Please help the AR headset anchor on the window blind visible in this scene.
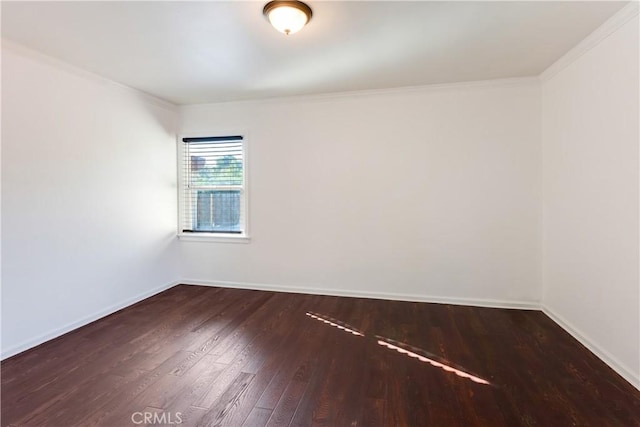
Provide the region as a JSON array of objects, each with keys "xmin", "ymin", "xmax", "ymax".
[{"xmin": 181, "ymin": 136, "xmax": 245, "ymax": 234}]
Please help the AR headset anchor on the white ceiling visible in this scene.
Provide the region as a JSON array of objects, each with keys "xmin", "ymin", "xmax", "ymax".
[{"xmin": 1, "ymin": 1, "xmax": 628, "ymax": 105}]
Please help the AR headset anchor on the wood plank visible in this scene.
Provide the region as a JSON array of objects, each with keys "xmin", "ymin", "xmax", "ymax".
[
  {"xmin": 2, "ymin": 285, "xmax": 639, "ymax": 427},
  {"xmin": 196, "ymin": 371, "xmax": 254, "ymax": 426},
  {"xmin": 265, "ymin": 378, "xmax": 310, "ymax": 427},
  {"xmin": 242, "ymin": 407, "xmax": 272, "ymax": 427}
]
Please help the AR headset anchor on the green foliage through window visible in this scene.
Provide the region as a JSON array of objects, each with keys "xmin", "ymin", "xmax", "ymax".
[{"xmin": 191, "ymin": 154, "xmax": 243, "ymax": 186}]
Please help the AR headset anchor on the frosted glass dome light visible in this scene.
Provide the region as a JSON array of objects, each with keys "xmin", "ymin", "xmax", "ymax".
[{"xmin": 263, "ymin": 1, "xmax": 312, "ymax": 35}]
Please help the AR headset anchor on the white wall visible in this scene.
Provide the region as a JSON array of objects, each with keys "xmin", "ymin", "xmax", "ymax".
[
  {"xmin": 1, "ymin": 42, "xmax": 179, "ymax": 358},
  {"xmin": 1, "ymin": 6, "xmax": 637, "ymax": 393},
  {"xmin": 541, "ymin": 15, "xmax": 639, "ymax": 387},
  {"xmin": 179, "ymin": 80, "xmax": 542, "ymax": 306}
]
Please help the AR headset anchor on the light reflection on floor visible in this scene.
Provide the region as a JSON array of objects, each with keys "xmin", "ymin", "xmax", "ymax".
[
  {"xmin": 305, "ymin": 311, "xmax": 490, "ymax": 385},
  {"xmin": 305, "ymin": 312, "xmax": 365, "ymax": 336},
  {"xmin": 376, "ymin": 338, "xmax": 491, "ymax": 385}
]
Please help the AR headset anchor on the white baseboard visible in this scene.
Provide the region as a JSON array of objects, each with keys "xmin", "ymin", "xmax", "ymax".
[
  {"xmin": 1, "ymin": 280, "xmax": 179, "ymax": 360},
  {"xmin": 179, "ymin": 278, "xmax": 540, "ymax": 310},
  {"xmin": 4, "ymin": 277, "xmax": 637, "ymax": 392},
  {"xmin": 183, "ymin": 279, "xmax": 639, "ymax": 390},
  {"xmin": 541, "ymin": 304, "xmax": 640, "ymax": 391}
]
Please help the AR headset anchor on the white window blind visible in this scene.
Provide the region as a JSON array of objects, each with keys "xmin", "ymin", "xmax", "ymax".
[{"xmin": 180, "ymin": 135, "xmax": 246, "ymax": 234}]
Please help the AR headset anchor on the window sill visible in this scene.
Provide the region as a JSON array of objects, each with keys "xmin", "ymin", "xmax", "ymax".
[{"xmin": 177, "ymin": 233, "xmax": 251, "ymax": 243}]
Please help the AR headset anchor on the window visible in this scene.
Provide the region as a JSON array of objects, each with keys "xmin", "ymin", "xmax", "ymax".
[{"xmin": 178, "ymin": 135, "xmax": 248, "ymax": 241}]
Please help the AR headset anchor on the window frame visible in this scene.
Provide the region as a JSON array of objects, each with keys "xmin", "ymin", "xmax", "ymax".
[{"xmin": 177, "ymin": 132, "xmax": 250, "ymax": 243}]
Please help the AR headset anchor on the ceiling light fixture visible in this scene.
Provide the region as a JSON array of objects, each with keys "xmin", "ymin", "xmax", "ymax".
[{"xmin": 263, "ymin": 0, "xmax": 312, "ymax": 35}]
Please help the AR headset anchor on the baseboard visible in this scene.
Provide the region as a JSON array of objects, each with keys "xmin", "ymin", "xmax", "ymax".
[
  {"xmin": 541, "ymin": 304, "xmax": 640, "ymax": 391},
  {"xmin": 182, "ymin": 279, "xmax": 639, "ymax": 390},
  {"xmin": 3, "ymin": 277, "xmax": 637, "ymax": 390},
  {"xmin": 179, "ymin": 278, "xmax": 540, "ymax": 310},
  {"xmin": 1, "ymin": 280, "xmax": 179, "ymax": 360}
]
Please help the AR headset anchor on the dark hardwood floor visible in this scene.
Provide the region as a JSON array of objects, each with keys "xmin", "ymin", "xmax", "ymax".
[{"xmin": 2, "ymin": 285, "xmax": 639, "ymax": 426}]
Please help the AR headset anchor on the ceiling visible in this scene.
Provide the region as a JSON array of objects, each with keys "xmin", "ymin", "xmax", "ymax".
[{"xmin": 1, "ymin": 1, "xmax": 628, "ymax": 105}]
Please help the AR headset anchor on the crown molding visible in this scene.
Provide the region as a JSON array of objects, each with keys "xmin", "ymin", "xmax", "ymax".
[
  {"xmin": 1, "ymin": 38, "xmax": 178, "ymax": 112},
  {"xmin": 540, "ymin": 2, "xmax": 640, "ymax": 82},
  {"xmin": 180, "ymin": 76, "xmax": 540, "ymax": 110}
]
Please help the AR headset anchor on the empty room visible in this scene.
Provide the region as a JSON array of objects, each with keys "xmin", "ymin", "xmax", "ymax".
[{"xmin": 1, "ymin": 1, "xmax": 639, "ymax": 425}]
